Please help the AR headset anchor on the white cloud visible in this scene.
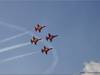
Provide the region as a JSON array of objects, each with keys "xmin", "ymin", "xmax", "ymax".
[{"xmin": 81, "ymin": 61, "xmax": 100, "ymax": 75}]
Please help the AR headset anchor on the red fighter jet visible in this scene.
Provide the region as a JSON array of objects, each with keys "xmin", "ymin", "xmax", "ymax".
[
  {"xmin": 35, "ymin": 24, "xmax": 46, "ymax": 32},
  {"xmin": 41, "ymin": 46, "xmax": 53, "ymax": 55},
  {"xmin": 46, "ymin": 33, "xmax": 58, "ymax": 42},
  {"xmin": 31, "ymin": 36, "xmax": 41, "ymax": 45}
]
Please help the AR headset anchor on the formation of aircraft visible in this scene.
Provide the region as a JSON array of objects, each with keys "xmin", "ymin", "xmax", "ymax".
[
  {"xmin": 31, "ymin": 36, "xmax": 41, "ymax": 45},
  {"xmin": 41, "ymin": 46, "xmax": 53, "ymax": 55},
  {"xmin": 35, "ymin": 24, "xmax": 46, "ymax": 32},
  {"xmin": 31, "ymin": 24, "xmax": 58, "ymax": 55},
  {"xmin": 46, "ymin": 33, "xmax": 58, "ymax": 42}
]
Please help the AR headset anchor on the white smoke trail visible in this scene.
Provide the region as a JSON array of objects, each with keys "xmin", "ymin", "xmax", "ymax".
[
  {"xmin": 0, "ymin": 21, "xmax": 27, "ymax": 32},
  {"xmin": 45, "ymin": 48, "xmax": 58, "ymax": 74},
  {"xmin": 0, "ymin": 32, "xmax": 29, "ymax": 44},
  {"xmin": 42, "ymin": 39, "xmax": 58, "ymax": 74},
  {"xmin": 0, "ymin": 21, "xmax": 37, "ymax": 39},
  {"xmin": 0, "ymin": 42, "xmax": 30, "ymax": 54},
  {"xmin": 0, "ymin": 51, "xmax": 40, "ymax": 64}
]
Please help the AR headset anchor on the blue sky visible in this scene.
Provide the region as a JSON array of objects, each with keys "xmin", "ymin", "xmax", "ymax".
[{"xmin": 0, "ymin": 1, "xmax": 99, "ymax": 75}]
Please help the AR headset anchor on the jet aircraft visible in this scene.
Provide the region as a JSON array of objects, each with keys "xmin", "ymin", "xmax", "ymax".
[
  {"xmin": 35, "ymin": 24, "xmax": 46, "ymax": 32},
  {"xmin": 31, "ymin": 36, "xmax": 41, "ymax": 45},
  {"xmin": 46, "ymin": 33, "xmax": 58, "ymax": 42},
  {"xmin": 41, "ymin": 46, "xmax": 53, "ymax": 55}
]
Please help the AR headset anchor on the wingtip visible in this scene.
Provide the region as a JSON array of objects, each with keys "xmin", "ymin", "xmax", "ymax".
[
  {"xmin": 56, "ymin": 35, "xmax": 58, "ymax": 37},
  {"xmin": 50, "ymin": 48, "xmax": 53, "ymax": 50},
  {"xmin": 44, "ymin": 25, "xmax": 46, "ymax": 28},
  {"xmin": 50, "ymin": 39, "xmax": 52, "ymax": 42},
  {"xmin": 46, "ymin": 37, "xmax": 48, "ymax": 41}
]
